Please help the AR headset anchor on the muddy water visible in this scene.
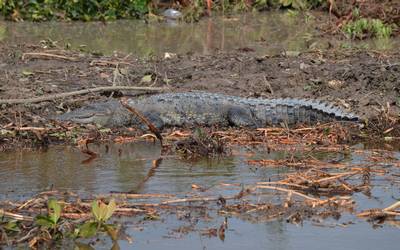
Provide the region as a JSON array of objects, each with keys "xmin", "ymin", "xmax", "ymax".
[
  {"xmin": 2, "ymin": 12, "xmax": 399, "ymax": 57},
  {"xmin": 0, "ymin": 142, "xmax": 399, "ymax": 249}
]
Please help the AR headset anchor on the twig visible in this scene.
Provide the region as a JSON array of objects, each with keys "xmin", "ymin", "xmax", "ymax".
[
  {"xmin": 107, "ymin": 193, "xmax": 175, "ymax": 199},
  {"xmin": 90, "ymin": 60, "xmax": 134, "ymax": 67},
  {"xmin": 313, "ymin": 171, "xmax": 360, "ymax": 184},
  {"xmin": 120, "ymin": 98, "xmax": 163, "ymax": 144},
  {"xmin": 0, "ymin": 86, "xmax": 165, "ymax": 105},
  {"xmin": 16, "ymin": 228, "xmax": 38, "ymax": 243},
  {"xmin": 255, "ymin": 185, "xmax": 319, "ymax": 201},
  {"xmin": 0, "ymin": 209, "xmax": 33, "ymax": 221},
  {"xmin": 357, "ymin": 210, "xmax": 400, "ymax": 218},
  {"xmin": 383, "ymin": 201, "xmax": 400, "ymax": 212},
  {"xmin": 161, "ymin": 195, "xmax": 236, "ymax": 204},
  {"xmin": 22, "ymin": 52, "xmax": 78, "ymax": 61}
]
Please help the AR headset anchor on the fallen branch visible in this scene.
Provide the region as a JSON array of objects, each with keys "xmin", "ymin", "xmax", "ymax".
[
  {"xmin": 383, "ymin": 201, "xmax": 400, "ymax": 212},
  {"xmin": 106, "ymin": 193, "xmax": 175, "ymax": 199},
  {"xmin": 0, "ymin": 86, "xmax": 165, "ymax": 105},
  {"xmin": 22, "ymin": 52, "xmax": 78, "ymax": 61},
  {"xmin": 90, "ymin": 60, "xmax": 134, "ymax": 67},
  {"xmin": 357, "ymin": 201, "xmax": 400, "ymax": 219},
  {"xmin": 0, "ymin": 209, "xmax": 33, "ymax": 221},
  {"xmin": 120, "ymin": 98, "xmax": 163, "ymax": 144},
  {"xmin": 313, "ymin": 171, "xmax": 360, "ymax": 184},
  {"xmin": 161, "ymin": 195, "xmax": 235, "ymax": 204}
]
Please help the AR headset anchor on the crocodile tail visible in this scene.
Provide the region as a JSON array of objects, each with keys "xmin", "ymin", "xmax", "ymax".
[{"xmin": 271, "ymin": 98, "xmax": 361, "ymax": 125}]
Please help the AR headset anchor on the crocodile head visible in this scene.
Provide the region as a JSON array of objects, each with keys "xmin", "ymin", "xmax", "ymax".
[{"xmin": 55, "ymin": 100, "xmax": 123, "ymax": 127}]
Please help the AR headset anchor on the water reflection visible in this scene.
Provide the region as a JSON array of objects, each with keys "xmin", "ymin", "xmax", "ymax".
[
  {"xmin": 1, "ymin": 142, "xmax": 399, "ymax": 249},
  {"xmin": 1, "ymin": 12, "xmax": 322, "ymax": 57}
]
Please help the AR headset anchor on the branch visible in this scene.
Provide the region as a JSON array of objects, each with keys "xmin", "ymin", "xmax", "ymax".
[
  {"xmin": 0, "ymin": 209, "xmax": 33, "ymax": 221},
  {"xmin": 0, "ymin": 86, "xmax": 165, "ymax": 105},
  {"xmin": 120, "ymin": 98, "xmax": 163, "ymax": 144}
]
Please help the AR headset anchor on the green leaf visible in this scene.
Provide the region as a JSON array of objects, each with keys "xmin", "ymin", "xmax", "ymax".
[
  {"xmin": 104, "ymin": 199, "xmax": 116, "ymax": 222},
  {"xmin": 140, "ymin": 74, "xmax": 152, "ymax": 83},
  {"xmin": 22, "ymin": 70, "xmax": 34, "ymax": 76},
  {"xmin": 35, "ymin": 215, "xmax": 54, "ymax": 228},
  {"xmin": 91, "ymin": 200, "xmax": 102, "ymax": 222},
  {"xmin": 48, "ymin": 198, "xmax": 62, "ymax": 224},
  {"xmin": 91, "ymin": 199, "xmax": 116, "ymax": 223},
  {"xmin": 78, "ymin": 222, "xmax": 98, "ymax": 238},
  {"xmin": 279, "ymin": 0, "xmax": 293, "ymax": 7},
  {"xmin": 4, "ymin": 220, "xmax": 20, "ymax": 232}
]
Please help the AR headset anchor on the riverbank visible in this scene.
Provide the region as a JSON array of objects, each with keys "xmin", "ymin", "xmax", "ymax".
[{"xmin": 0, "ymin": 42, "xmax": 398, "ymax": 150}]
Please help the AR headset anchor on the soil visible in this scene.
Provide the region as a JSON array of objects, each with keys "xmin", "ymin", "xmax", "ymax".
[{"xmin": 0, "ymin": 42, "xmax": 399, "ymax": 149}]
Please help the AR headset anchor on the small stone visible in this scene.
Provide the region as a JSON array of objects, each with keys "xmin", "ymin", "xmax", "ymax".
[
  {"xmin": 328, "ymin": 79, "xmax": 345, "ymax": 89},
  {"xmin": 164, "ymin": 52, "xmax": 177, "ymax": 59}
]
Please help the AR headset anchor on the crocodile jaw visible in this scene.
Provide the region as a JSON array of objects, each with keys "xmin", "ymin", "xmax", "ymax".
[{"xmin": 55, "ymin": 101, "xmax": 119, "ymax": 127}]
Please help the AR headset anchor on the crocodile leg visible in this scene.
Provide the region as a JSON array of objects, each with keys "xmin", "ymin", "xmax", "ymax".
[{"xmin": 227, "ymin": 106, "xmax": 257, "ymax": 127}]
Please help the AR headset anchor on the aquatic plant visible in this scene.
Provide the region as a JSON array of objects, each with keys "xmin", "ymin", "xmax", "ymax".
[{"xmin": 74, "ymin": 199, "xmax": 118, "ymax": 240}]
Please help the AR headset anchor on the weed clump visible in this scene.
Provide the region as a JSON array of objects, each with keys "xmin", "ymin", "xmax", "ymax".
[{"xmin": 343, "ymin": 17, "xmax": 393, "ymax": 39}]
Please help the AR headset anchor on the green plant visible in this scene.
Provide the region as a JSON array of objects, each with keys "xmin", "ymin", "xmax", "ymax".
[
  {"xmin": 370, "ymin": 19, "xmax": 392, "ymax": 39},
  {"xmin": 279, "ymin": 0, "xmax": 306, "ymax": 10},
  {"xmin": 35, "ymin": 198, "xmax": 64, "ymax": 240},
  {"xmin": 1, "ymin": 220, "xmax": 20, "ymax": 233},
  {"xmin": 35, "ymin": 199, "xmax": 62, "ymax": 229},
  {"xmin": 75, "ymin": 199, "xmax": 118, "ymax": 240},
  {"xmin": 0, "ymin": 0, "xmax": 150, "ymax": 21},
  {"xmin": 343, "ymin": 18, "xmax": 392, "ymax": 39}
]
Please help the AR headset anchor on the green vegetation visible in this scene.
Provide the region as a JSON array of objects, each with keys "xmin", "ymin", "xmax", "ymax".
[
  {"xmin": 343, "ymin": 18, "xmax": 393, "ymax": 39},
  {"xmin": 0, "ymin": 198, "xmax": 118, "ymax": 247},
  {"xmin": 75, "ymin": 199, "xmax": 118, "ymax": 239},
  {"xmin": 35, "ymin": 198, "xmax": 64, "ymax": 239},
  {"xmin": 342, "ymin": 7, "xmax": 394, "ymax": 39},
  {"xmin": 0, "ymin": 0, "xmax": 149, "ymax": 21},
  {"xmin": 0, "ymin": 0, "xmax": 324, "ymax": 21}
]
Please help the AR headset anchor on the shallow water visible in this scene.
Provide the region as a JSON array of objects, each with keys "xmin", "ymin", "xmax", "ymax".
[
  {"xmin": 0, "ymin": 142, "xmax": 399, "ymax": 249},
  {"xmin": 2, "ymin": 12, "xmax": 399, "ymax": 57},
  {"xmin": 1, "ymin": 11, "xmax": 400, "ymax": 248}
]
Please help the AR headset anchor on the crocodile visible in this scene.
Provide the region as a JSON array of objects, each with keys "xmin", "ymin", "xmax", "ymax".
[{"xmin": 55, "ymin": 92, "xmax": 360, "ymax": 129}]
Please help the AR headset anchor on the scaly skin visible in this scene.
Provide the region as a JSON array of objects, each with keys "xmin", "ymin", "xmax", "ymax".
[{"xmin": 55, "ymin": 92, "xmax": 360, "ymax": 129}]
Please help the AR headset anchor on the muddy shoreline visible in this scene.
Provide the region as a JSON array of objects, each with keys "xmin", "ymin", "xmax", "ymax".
[{"xmin": 0, "ymin": 43, "xmax": 399, "ymax": 150}]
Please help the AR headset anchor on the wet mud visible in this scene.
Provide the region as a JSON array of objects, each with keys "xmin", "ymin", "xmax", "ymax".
[{"xmin": 0, "ymin": 43, "xmax": 399, "ymax": 150}]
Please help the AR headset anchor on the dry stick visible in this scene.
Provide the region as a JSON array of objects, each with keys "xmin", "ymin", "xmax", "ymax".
[
  {"xmin": 90, "ymin": 60, "xmax": 134, "ymax": 67},
  {"xmin": 120, "ymin": 98, "xmax": 163, "ymax": 144},
  {"xmin": 313, "ymin": 171, "xmax": 361, "ymax": 184},
  {"xmin": 0, "ymin": 86, "xmax": 165, "ymax": 105},
  {"xmin": 0, "ymin": 209, "xmax": 34, "ymax": 221},
  {"xmin": 22, "ymin": 52, "xmax": 78, "ymax": 61},
  {"xmin": 255, "ymin": 185, "xmax": 319, "ymax": 201},
  {"xmin": 106, "ymin": 193, "xmax": 175, "ymax": 199},
  {"xmin": 383, "ymin": 201, "xmax": 400, "ymax": 212},
  {"xmin": 357, "ymin": 210, "xmax": 400, "ymax": 218},
  {"xmin": 161, "ymin": 195, "xmax": 236, "ymax": 205},
  {"xmin": 17, "ymin": 227, "xmax": 38, "ymax": 243}
]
